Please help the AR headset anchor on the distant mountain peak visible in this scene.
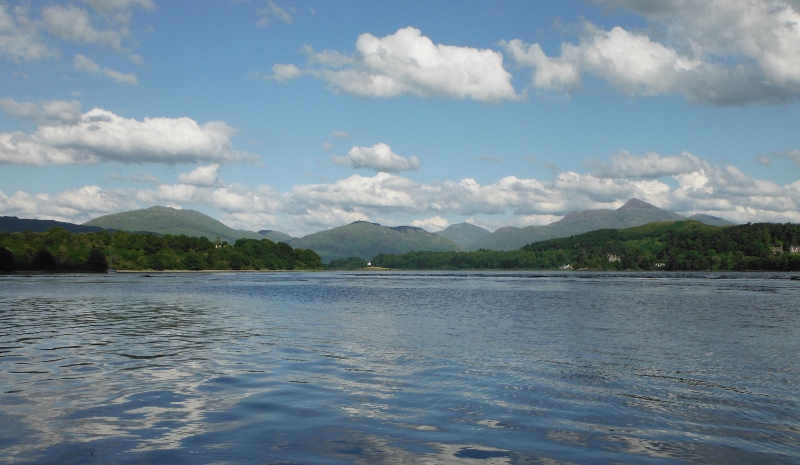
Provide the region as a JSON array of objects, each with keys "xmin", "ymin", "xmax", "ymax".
[
  {"xmin": 617, "ymin": 198, "xmax": 660, "ymax": 211},
  {"xmin": 83, "ymin": 205, "xmax": 263, "ymax": 243},
  {"xmin": 390, "ymin": 225, "xmax": 425, "ymax": 233}
]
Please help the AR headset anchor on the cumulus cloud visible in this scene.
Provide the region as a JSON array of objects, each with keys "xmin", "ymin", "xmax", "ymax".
[
  {"xmin": 2, "ymin": 1, "xmax": 152, "ymax": 63},
  {"xmin": 4, "ymin": 151, "xmax": 800, "ymax": 236},
  {"xmin": 260, "ymin": 152, "xmax": 800, "ymax": 232},
  {"xmin": 505, "ymin": 0, "xmax": 800, "ymax": 104},
  {"xmin": 0, "ymin": 98, "xmax": 82, "ymax": 125},
  {"xmin": 332, "ymin": 143, "xmax": 420, "ymax": 172},
  {"xmin": 0, "ymin": 104, "xmax": 247, "ymax": 165},
  {"xmin": 593, "ymin": 150, "xmax": 709, "ymax": 178},
  {"xmin": 102, "ymin": 67, "xmax": 137, "ymax": 84},
  {"xmin": 411, "ymin": 216, "xmax": 449, "ymax": 232},
  {"xmin": 178, "ymin": 164, "xmax": 223, "ymax": 187},
  {"xmin": 73, "ymin": 53, "xmax": 101, "ymax": 72},
  {"xmin": 72, "ymin": 54, "xmax": 138, "ymax": 85},
  {"xmin": 279, "ymin": 27, "xmax": 520, "ymax": 102},
  {"xmin": 0, "ymin": 185, "xmax": 139, "ymax": 224},
  {"xmin": 42, "ymin": 4, "xmax": 127, "ymax": 51},
  {"xmin": 73, "ymin": 54, "xmax": 138, "ymax": 84},
  {"xmin": 39, "ymin": 0, "xmax": 152, "ymax": 54},
  {"xmin": 269, "ymin": 63, "xmax": 301, "ymax": 83},
  {"xmin": 0, "ymin": 3, "xmax": 53, "ymax": 62}
]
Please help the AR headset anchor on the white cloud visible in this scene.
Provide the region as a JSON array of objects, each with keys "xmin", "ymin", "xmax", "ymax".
[
  {"xmin": 303, "ymin": 45, "xmax": 353, "ymax": 68},
  {"xmin": 594, "ymin": 150, "xmax": 709, "ymax": 178},
  {"xmin": 178, "ymin": 164, "xmax": 223, "ymax": 187},
  {"xmin": 0, "ymin": 3, "xmax": 53, "ymax": 62},
  {"xmin": 502, "ymin": 39, "xmax": 581, "ymax": 93},
  {"xmin": 777, "ymin": 149, "xmax": 800, "ymax": 167},
  {"xmin": 73, "ymin": 54, "xmax": 138, "ymax": 84},
  {"xmin": 331, "ymin": 131, "xmax": 350, "ymax": 139},
  {"xmin": 0, "ymin": 104, "xmax": 248, "ymax": 165},
  {"xmin": 0, "ymin": 185, "xmax": 138, "ymax": 223},
  {"xmin": 0, "ymin": 98, "xmax": 82, "ymax": 125},
  {"xmin": 73, "ymin": 53, "xmax": 101, "ymax": 73},
  {"xmin": 290, "ymin": 27, "xmax": 519, "ymax": 102},
  {"xmin": 332, "ymin": 143, "xmax": 420, "ymax": 173},
  {"xmin": 4, "ymin": 151, "xmax": 800, "ymax": 236},
  {"xmin": 101, "ymin": 67, "xmax": 137, "ymax": 84},
  {"xmin": 270, "ymin": 63, "xmax": 301, "ymax": 83},
  {"xmin": 411, "ymin": 216, "xmax": 449, "ymax": 232},
  {"xmin": 507, "ymin": 0, "xmax": 800, "ymax": 104},
  {"xmin": 268, "ymin": 1, "xmax": 292, "ymax": 24},
  {"xmin": 257, "ymin": 1, "xmax": 293, "ymax": 27},
  {"xmin": 42, "ymin": 4, "xmax": 126, "ymax": 51}
]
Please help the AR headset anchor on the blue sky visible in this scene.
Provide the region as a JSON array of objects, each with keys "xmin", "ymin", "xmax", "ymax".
[{"xmin": 2, "ymin": 0, "xmax": 800, "ymax": 236}]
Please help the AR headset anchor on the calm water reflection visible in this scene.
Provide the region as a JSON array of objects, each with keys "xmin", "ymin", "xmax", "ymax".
[{"xmin": 0, "ymin": 272, "xmax": 798, "ymax": 464}]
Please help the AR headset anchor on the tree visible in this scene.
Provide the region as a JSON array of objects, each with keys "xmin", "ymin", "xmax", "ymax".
[
  {"xmin": 86, "ymin": 248, "xmax": 109, "ymax": 273},
  {"xmin": 228, "ymin": 252, "xmax": 246, "ymax": 270},
  {"xmin": 0, "ymin": 246, "xmax": 15, "ymax": 272},
  {"xmin": 183, "ymin": 251, "xmax": 202, "ymax": 271},
  {"xmin": 32, "ymin": 249, "xmax": 56, "ymax": 269}
]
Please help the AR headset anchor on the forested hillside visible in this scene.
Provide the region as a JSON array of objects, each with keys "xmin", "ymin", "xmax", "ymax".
[
  {"xmin": 0, "ymin": 227, "xmax": 323, "ymax": 272},
  {"xmin": 84, "ymin": 206, "xmax": 264, "ymax": 243},
  {"xmin": 373, "ymin": 221, "xmax": 800, "ymax": 271}
]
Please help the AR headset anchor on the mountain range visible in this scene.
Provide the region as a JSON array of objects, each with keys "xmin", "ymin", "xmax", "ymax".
[
  {"xmin": 290, "ymin": 221, "xmax": 461, "ymax": 262},
  {"xmin": 2, "ymin": 199, "xmax": 735, "ymax": 262},
  {"xmin": 466, "ymin": 198, "xmax": 733, "ymax": 251},
  {"xmin": 0, "ymin": 216, "xmax": 106, "ymax": 234},
  {"xmin": 83, "ymin": 206, "xmax": 264, "ymax": 244},
  {"xmin": 434, "ymin": 222, "xmax": 491, "ymax": 248}
]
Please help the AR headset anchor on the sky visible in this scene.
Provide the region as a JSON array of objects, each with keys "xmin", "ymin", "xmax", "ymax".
[{"xmin": 1, "ymin": 0, "xmax": 800, "ymax": 237}]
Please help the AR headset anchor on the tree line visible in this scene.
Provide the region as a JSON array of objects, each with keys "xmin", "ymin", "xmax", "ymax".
[
  {"xmin": 0, "ymin": 227, "xmax": 323, "ymax": 272},
  {"xmin": 370, "ymin": 221, "xmax": 800, "ymax": 271}
]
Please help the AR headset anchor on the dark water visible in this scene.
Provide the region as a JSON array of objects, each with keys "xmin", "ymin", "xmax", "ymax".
[{"xmin": 0, "ymin": 271, "xmax": 798, "ymax": 464}]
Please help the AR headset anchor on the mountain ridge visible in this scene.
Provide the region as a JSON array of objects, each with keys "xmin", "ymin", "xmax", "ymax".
[
  {"xmin": 5, "ymin": 199, "xmax": 736, "ymax": 258},
  {"xmin": 83, "ymin": 206, "xmax": 266, "ymax": 243},
  {"xmin": 1, "ymin": 216, "xmax": 108, "ymax": 234},
  {"xmin": 435, "ymin": 222, "xmax": 491, "ymax": 248},
  {"xmin": 289, "ymin": 220, "xmax": 462, "ymax": 263},
  {"xmin": 466, "ymin": 198, "xmax": 730, "ymax": 251}
]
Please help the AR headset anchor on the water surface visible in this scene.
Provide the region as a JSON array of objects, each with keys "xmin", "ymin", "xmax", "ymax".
[{"xmin": 1, "ymin": 271, "xmax": 798, "ymax": 464}]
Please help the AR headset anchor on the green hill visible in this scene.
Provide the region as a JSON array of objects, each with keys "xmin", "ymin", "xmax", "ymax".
[
  {"xmin": 373, "ymin": 220, "xmax": 800, "ymax": 271},
  {"xmin": 687, "ymin": 213, "xmax": 735, "ymax": 226},
  {"xmin": 435, "ymin": 222, "xmax": 491, "ymax": 248},
  {"xmin": 466, "ymin": 198, "xmax": 729, "ymax": 251},
  {"xmin": 1, "ymin": 216, "xmax": 106, "ymax": 234},
  {"xmin": 258, "ymin": 229, "xmax": 294, "ymax": 242},
  {"xmin": 290, "ymin": 221, "xmax": 462, "ymax": 263},
  {"xmin": 84, "ymin": 206, "xmax": 264, "ymax": 243}
]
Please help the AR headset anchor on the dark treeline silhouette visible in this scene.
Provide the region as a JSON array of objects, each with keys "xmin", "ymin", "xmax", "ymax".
[{"xmin": 0, "ymin": 227, "xmax": 323, "ymax": 272}]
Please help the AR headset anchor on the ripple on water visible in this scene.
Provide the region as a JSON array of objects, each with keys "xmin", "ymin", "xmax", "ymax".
[{"xmin": 0, "ymin": 272, "xmax": 798, "ymax": 464}]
